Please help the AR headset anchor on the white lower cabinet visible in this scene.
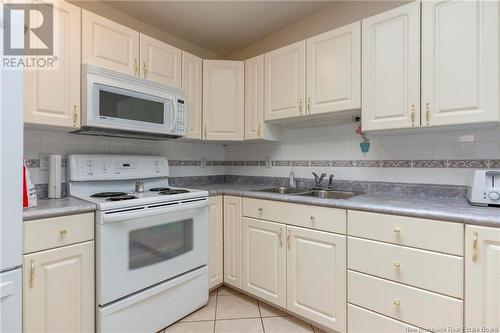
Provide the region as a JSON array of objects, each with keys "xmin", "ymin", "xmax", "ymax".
[
  {"xmin": 23, "ymin": 241, "xmax": 94, "ymax": 333},
  {"xmin": 223, "ymin": 196, "xmax": 242, "ymax": 288},
  {"xmin": 348, "ymin": 304, "xmax": 426, "ymax": 333},
  {"xmin": 242, "ymin": 217, "xmax": 286, "ymax": 307},
  {"xmin": 208, "ymin": 196, "xmax": 223, "ymax": 289},
  {"xmin": 287, "ymin": 226, "xmax": 346, "ymax": 332},
  {"xmin": 465, "ymin": 225, "xmax": 500, "ymax": 332}
]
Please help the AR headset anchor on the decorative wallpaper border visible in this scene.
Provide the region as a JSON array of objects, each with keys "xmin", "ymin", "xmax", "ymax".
[{"xmin": 26, "ymin": 158, "xmax": 500, "ymax": 169}]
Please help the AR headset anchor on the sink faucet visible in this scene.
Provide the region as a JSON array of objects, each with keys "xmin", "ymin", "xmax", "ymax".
[
  {"xmin": 328, "ymin": 174, "xmax": 335, "ymax": 189},
  {"xmin": 312, "ymin": 172, "xmax": 327, "ymax": 188}
]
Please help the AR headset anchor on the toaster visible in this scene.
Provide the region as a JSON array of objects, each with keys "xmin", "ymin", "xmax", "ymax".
[{"xmin": 467, "ymin": 170, "xmax": 500, "ymax": 206}]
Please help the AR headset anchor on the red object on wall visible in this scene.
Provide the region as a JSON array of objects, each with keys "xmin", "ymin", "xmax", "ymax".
[{"xmin": 23, "ymin": 161, "xmax": 28, "ymax": 208}]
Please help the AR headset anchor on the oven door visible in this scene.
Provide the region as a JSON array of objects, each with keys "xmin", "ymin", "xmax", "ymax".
[{"xmin": 97, "ymin": 199, "xmax": 208, "ymax": 306}]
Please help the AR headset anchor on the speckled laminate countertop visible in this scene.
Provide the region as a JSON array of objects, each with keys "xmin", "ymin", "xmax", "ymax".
[
  {"xmin": 192, "ymin": 183, "xmax": 500, "ymax": 228},
  {"xmin": 22, "ymin": 183, "xmax": 500, "ymax": 227},
  {"xmin": 23, "ymin": 197, "xmax": 97, "ymax": 221}
]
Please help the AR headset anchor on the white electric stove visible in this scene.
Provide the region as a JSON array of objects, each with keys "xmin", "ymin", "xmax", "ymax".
[{"xmin": 68, "ymin": 154, "xmax": 209, "ymax": 333}]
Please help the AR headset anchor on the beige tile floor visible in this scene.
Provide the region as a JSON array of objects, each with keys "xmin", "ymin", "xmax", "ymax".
[{"xmin": 158, "ymin": 286, "xmax": 326, "ymax": 333}]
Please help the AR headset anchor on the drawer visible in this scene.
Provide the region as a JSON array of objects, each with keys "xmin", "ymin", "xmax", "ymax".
[
  {"xmin": 348, "ymin": 210, "xmax": 463, "ymax": 255},
  {"xmin": 348, "ymin": 304, "xmax": 428, "ymax": 333},
  {"xmin": 348, "ymin": 237, "xmax": 463, "ymax": 298},
  {"xmin": 242, "ymin": 198, "xmax": 346, "ymax": 234},
  {"xmin": 348, "ymin": 271, "xmax": 463, "ymax": 331},
  {"xmin": 23, "ymin": 213, "xmax": 94, "ymax": 254}
]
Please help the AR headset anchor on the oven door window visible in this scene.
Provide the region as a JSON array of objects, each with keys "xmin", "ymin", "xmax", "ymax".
[
  {"xmin": 128, "ymin": 219, "xmax": 193, "ymax": 270},
  {"xmin": 99, "ymin": 89, "xmax": 165, "ymax": 124}
]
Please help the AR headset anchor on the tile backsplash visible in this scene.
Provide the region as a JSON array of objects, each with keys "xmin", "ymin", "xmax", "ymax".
[{"xmin": 24, "ymin": 122, "xmax": 500, "ymax": 187}]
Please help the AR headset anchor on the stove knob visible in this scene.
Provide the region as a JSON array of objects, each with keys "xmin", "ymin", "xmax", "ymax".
[
  {"xmin": 101, "ymin": 163, "xmax": 108, "ymax": 171},
  {"xmin": 487, "ymin": 191, "xmax": 500, "ymax": 201},
  {"xmin": 87, "ymin": 167, "xmax": 95, "ymax": 175}
]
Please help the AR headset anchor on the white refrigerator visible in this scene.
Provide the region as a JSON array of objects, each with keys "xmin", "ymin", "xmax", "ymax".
[{"xmin": 0, "ymin": 4, "xmax": 24, "ymax": 333}]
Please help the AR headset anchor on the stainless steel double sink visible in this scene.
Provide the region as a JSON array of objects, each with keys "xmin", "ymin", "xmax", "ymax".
[{"xmin": 255, "ymin": 187, "xmax": 361, "ymax": 199}]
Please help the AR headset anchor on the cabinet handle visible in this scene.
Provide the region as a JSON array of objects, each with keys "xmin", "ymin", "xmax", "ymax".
[
  {"xmin": 393, "ymin": 299, "xmax": 401, "ymax": 306},
  {"xmin": 472, "ymin": 232, "xmax": 478, "ymax": 262},
  {"xmin": 279, "ymin": 228, "xmax": 283, "ymax": 247},
  {"xmin": 29, "ymin": 260, "xmax": 35, "ymax": 288},
  {"xmin": 310, "ymin": 215, "xmax": 316, "ymax": 224},
  {"xmin": 410, "ymin": 104, "xmax": 415, "ymax": 126},
  {"xmin": 287, "ymin": 230, "xmax": 291, "ymax": 249},
  {"xmin": 299, "ymin": 98, "xmax": 303, "ymax": 115},
  {"xmin": 257, "ymin": 124, "xmax": 262, "ymax": 138},
  {"xmin": 258, "ymin": 207, "xmax": 263, "ymax": 213},
  {"xmin": 204, "ymin": 125, "xmax": 208, "ymax": 140},
  {"xmin": 59, "ymin": 228, "xmax": 68, "ymax": 236},
  {"xmin": 134, "ymin": 58, "xmax": 139, "ymax": 76},
  {"xmin": 393, "ymin": 262, "xmax": 401, "ymax": 268},
  {"xmin": 425, "ymin": 103, "xmax": 430, "ymax": 126},
  {"xmin": 143, "ymin": 61, "xmax": 148, "ymax": 78},
  {"xmin": 307, "ymin": 97, "xmax": 311, "ymax": 115},
  {"xmin": 73, "ymin": 105, "xmax": 79, "ymax": 128}
]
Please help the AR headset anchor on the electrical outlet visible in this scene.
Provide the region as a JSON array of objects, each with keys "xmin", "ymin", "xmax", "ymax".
[
  {"xmin": 265, "ymin": 156, "xmax": 272, "ymax": 168},
  {"xmin": 39, "ymin": 153, "xmax": 50, "ymax": 171},
  {"xmin": 200, "ymin": 157, "xmax": 207, "ymax": 168}
]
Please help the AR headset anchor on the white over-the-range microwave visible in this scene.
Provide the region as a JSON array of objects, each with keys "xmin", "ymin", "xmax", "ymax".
[{"xmin": 75, "ymin": 64, "xmax": 186, "ymax": 140}]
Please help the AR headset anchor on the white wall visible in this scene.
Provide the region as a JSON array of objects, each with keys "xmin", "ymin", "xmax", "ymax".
[
  {"xmin": 224, "ymin": 122, "xmax": 500, "ymax": 186},
  {"xmin": 24, "ymin": 129, "xmax": 226, "ymax": 184}
]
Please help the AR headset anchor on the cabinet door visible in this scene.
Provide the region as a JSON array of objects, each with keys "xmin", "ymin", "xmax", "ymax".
[
  {"xmin": 208, "ymin": 196, "xmax": 223, "ymax": 289},
  {"xmin": 242, "ymin": 217, "xmax": 286, "ymax": 307},
  {"xmin": 203, "ymin": 60, "xmax": 244, "ymax": 141},
  {"xmin": 82, "ymin": 10, "xmax": 140, "ymax": 76},
  {"xmin": 265, "ymin": 41, "xmax": 306, "ymax": 121},
  {"xmin": 361, "ymin": 2, "xmax": 420, "ymax": 131},
  {"xmin": 182, "ymin": 51, "xmax": 203, "ymax": 140},
  {"xmin": 287, "ymin": 226, "xmax": 346, "ymax": 332},
  {"xmin": 140, "ymin": 34, "xmax": 182, "ymax": 87},
  {"xmin": 465, "ymin": 225, "xmax": 500, "ymax": 331},
  {"xmin": 24, "ymin": 1, "xmax": 81, "ymax": 129},
  {"xmin": 306, "ymin": 22, "xmax": 361, "ymax": 116},
  {"xmin": 223, "ymin": 196, "xmax": 242, "ymax": 288},
  {"xmin": 421, "ymin": 1, "xmax": 499, "ymax": 127},
  {"xmin": 245, "ymin": 55, "xmax": 264, "ymax": 140},
  {"xmin": 23, "ymin": 241, "xmax": 94, "ymax": 333}
]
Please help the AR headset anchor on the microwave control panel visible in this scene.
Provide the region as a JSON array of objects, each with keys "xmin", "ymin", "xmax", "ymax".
[{"xmin": 175, "ymin": 99, "xmax": 186, "ymax": 135}]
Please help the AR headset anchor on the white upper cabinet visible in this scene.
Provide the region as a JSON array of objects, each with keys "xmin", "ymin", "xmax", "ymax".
[
  {"xmin": 306, "ymin": 22, "xmax": 361, "ymax": 116},
  {"xmin": 265, "ymin": 41, "xmax": 306, "ymax": 121},
  {"xmin": 182, "ymin": 51, "xmax": 203, "ymax": 140},
  {"xmin": 245, "ymin": 55, "xmax": 264, "ymax": 140},
  {"xmin": 82, "ymin": 10, "xmax": 140, "ymax": 76},
  {"xmin": 361, "ymin": 2, "xmax": 421, "ymax": 131},
  {"xmin": 245, "ymin": 55, "xmax": 282, "ymax": 141},
  {"xmin": 140, "ymin": 34, "xmax": 182, "ymax": 87},
  {"xmin": 203, "ymin": 60, "xmax": 244, "ymax": 141},
  {"xmin": 24, "ymin": 1, "xmax": 81, "ymax": 129},
  {"xmin": 465, "ymin": 225, "xmax": 500, "ymax": 331},
  {"xmin": 421, "ymin": 0, "xmax": 499, "ymax": 127}
]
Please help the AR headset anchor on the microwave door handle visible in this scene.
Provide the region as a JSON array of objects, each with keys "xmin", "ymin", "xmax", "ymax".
[
  {"xmin": 102, "ymin": 199, "xmax": 207, "ymax": 224},
  {"xmin": 170, "ymin": 98, "xmax": 177, "ymax": 131}
]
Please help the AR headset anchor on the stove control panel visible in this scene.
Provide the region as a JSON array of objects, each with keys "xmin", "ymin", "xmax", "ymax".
[{"xmin": 68, "ymin": 154, "xmax": 169, "ymax": 181}]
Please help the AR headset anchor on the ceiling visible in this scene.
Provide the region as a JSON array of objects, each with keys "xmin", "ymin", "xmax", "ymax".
[{"xmin": 101, "ymin": 1, "xmax": 333, "ymax": 57}]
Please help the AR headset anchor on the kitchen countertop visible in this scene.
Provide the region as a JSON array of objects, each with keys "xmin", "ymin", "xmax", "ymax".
[
  {"xmin": 192, "ymin": 183, "xmax": 500, "ymax": 228},
  {"xmin": 22, "ymin": 183, "xmax": 499, "ymax": 227},
  {"xmin": 23, "ymin": 197, "xmax": 97, "ymax": 221}
]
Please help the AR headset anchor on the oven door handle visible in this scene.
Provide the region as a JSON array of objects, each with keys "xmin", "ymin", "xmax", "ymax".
[{"xmin": 101, "ymin": 199, "xmax": 207, "ymax": 224}]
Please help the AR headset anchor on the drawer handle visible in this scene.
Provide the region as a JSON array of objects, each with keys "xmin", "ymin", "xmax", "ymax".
[
  {"xmin": 393, "ymin": 262, "xmax": 401, "ymax": 268},
  {"xmin": 393, "ymin": 227, "xmax": 401, "ymax": 234},
  {"xmin": 310, "ymin": 215, "xmax": 316, "ymax": 223},
  {"xmin": 258, "ymin": 208, "xmax": 263, "ymax": 213},
  {"xmin": 279, "ymin": 228, "xmax": 283, "ymax": 247},
  {"xmin": 472, "ymin": 232, "xmax": 478, "ymax": 262},
  {"xmin": 394, "ymin": 299, "xmax": 401, "ymax": 306},
  {"xmin": 59, "ymin": 229, "xmax": 68, "ymax": 236},
  {"xmin": 29, "ymin": 260, "xmax": 35, "ymax": 289},
  {"xmin": 287, "ymin": 230, "xmax": 291, "ymax": 249}
]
